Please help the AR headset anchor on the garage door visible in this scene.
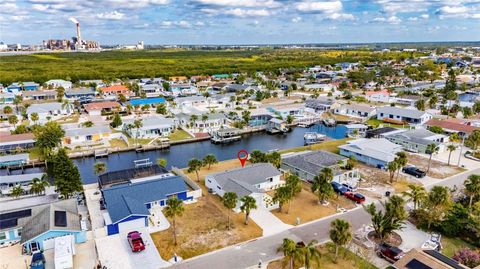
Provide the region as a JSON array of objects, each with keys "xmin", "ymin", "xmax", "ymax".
[
  {"xmin": 43, "ymin": 238, "xmax": 55, "ymax": 250},
  {"xmin": 118, "ymin": 217, "xmax": 146, "ymax": 233}
]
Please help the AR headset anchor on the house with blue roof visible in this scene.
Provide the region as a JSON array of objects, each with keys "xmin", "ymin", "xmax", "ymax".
[
  {"xmin": 100, "ymin": 170, "xmax": 196, "ymax": 235},
  {"xmin": 7, "ymin": 82, "xmax": 39, "ymax": 93}
]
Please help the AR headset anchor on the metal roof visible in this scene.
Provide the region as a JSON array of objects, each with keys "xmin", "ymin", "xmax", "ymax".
[
  {"xmin": 377, "ymin": 106, "xmax": 430, "ymax": 119},
  {"xmin": 339, "ymin": 138, "xmax": 402, "ymax": 163},
  {"xmin": 0, "ymin": 173, "xmax": 45, "ymax": 185},
  {"xmin": 64, "ymin": 125, "xmax": 111, "ymax": 137},
  {"xmin": 282, "ymin": 151, "xmax": 346, "ymax": 176},
  {"xmin": 102, "ymin": 176, "xmax": 188, "ymax": 223}
]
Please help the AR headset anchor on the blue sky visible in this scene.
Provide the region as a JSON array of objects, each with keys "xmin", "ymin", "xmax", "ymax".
[{"xmin": 1, "ymin": 0, "xmax": 479, "ymax": 45}]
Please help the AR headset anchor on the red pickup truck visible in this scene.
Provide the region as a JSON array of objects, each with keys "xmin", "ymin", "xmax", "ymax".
[
  {"xmin": 127, "ymin": 231, "xmax": 145, "ymax": 252},
  {"xmin": 344, "ymin": 192, "xmax": 366, "ymax": 204}
]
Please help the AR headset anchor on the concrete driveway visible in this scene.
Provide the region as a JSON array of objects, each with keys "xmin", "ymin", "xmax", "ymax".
[
  {"xmin": 249, "ymin": 209, "xmax": 293, "ymax": 236},
  {"xmin": 95, "ymin": 228, "xmax": 171, "ymax": 269},
  {"xmin": 396, "ymin": 221, "xmax": 430, "ymax": 252}
]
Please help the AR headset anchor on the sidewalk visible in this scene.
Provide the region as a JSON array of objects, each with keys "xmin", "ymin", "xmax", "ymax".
[{"xmin": 250, "ymin": 209, "xmax": 293, "ymax": 236}]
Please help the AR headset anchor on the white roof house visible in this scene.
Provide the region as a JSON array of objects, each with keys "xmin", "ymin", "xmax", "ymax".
[
  {"xmin": 339, "ymin": 138, "xmax": 402, "ymax": 168},
  {"xmin": 45, "ymin": 79, "xmax": 73, "ymax": 89},
  {"xmin": 123, "ymin": 117, "xmax": 176, "ymax": 138},
  {"xmin": 377, "ymin": 106, "xmax": 432, "ymax": 125},
  {"xmin": 26, "ymin": 102, "xmax": 73, "ymax": 124}
]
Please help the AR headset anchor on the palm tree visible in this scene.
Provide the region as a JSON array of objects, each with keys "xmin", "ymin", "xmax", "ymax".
[
  {"xmin": 164, "ymin": 197, "xmax": 184, "ymax": 245},
  {"xmin": 13, "ymin": 95, "xmax": 22, "ymax": 114},
  {"xmin": 402, "ymin": 184, "xmax": 427, "ymax": 211},
  {"xmin": 156, "ymin": 158, "xmax": 167, "ymax": 167},
  {"xmin": 240, "ymin": 196, "xmax": 257, "ymax": 225},
  {"xmin": 222, "ymin": 192, "xmax": 238, "ymax": 230},
  {"xmin": 11, "ymin": 186, "xmax": 23, "ymax": 199},
  {"xmin": 30, "ymin": 175, "xmax": 50, "ymax": 195},
  {"xmin": 187, "ymin": 158, "xmax": 203, "ymax": 181},
  {"xmin": 273, "ymin": 186, "xmax": 292, "ymax": 213},
  {"xmin": 311, "ymin": 171, "xmax": 334, "ymax": 204},
  {"xmin": 425, "ymin": 143, "xmax": 439, "ymax": 173},
  {"xmin": 286, "ymin": 115, "xmax": 294, "ymax": 125},
  {"xmin": 387, "ymin": 161, "xmax": 398, "ymax": 183},
  {"xmin": 364, "ymin": 199, "xmax": 406, "ymax": 243},
  {"xmin": 447, "ymin": 144, "xmax": 457, "ymax": 166},
  {"xmin": 464, "ymin": 174, "xmax": 480, "ymax": 209},
  {"xmin": 329, "ymin": 219, "xmax": 352, "ymax": 262},
  {"xmin": 301, "ymin": 240, "xmax": 321, "ymax": 269},
  {"xmin": 201, "ymin": 114, "xmax": 208, "ymax": 131},
  {"xmin": 277, "ymin": 238, "xmax": 302, "ymax": 269},
  {"xmin": 133, "ymin": 119, "xmax": 143, "ymax": 146},
  {"xmin": 189, "ymin": 114, "xmax": 198, "ymax": 130},
  {"xmin": 202, "ymin": 154, "xmax": 217, "ymax": 169},
  {"xmin": 395, "ymin": 152, "xmax": 407, "ymax": 179},
  {"xmin": 94, "ymin": 162, "xmax": 107, "ymax": 175},
  {"xmin": 285, "ymin": 174, "xmax": 302, "ymax": 213},
  {"xmin": 30, "ymin": 112, "xmax": 39, "ymax": 125},
  {"xmin": 241, "ymin": 110, "xmax": 251, "ymax": 125}
]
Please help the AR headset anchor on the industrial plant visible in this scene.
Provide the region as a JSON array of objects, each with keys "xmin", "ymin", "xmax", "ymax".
[{"xmin": 43, "ymin": 17, "xmax": 100, "ymax": 51}]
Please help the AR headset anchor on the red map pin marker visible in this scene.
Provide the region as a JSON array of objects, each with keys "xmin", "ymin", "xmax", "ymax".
[{"xmin": 237, "ymin": 150, "xmax": 248, "ymax": 167}]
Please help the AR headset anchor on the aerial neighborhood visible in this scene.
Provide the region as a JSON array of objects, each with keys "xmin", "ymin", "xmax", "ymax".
[{"xmin": 1, "ymin": 47, "xmax": 480, "ymax": 269}]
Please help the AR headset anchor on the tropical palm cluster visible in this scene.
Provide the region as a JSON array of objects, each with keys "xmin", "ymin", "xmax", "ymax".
[{"xmin": 187, "ymin": 154, "xmax": 218, "ymax": 181}]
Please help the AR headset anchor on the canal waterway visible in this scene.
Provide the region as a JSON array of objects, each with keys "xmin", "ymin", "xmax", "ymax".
[{"xmin": 3, "ymin": 124, "xmax": 348, "ymax": 184}]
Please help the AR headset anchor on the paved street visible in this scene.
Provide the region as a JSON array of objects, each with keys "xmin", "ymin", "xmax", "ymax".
[{"xmin": 172, "ymin": 167, "xmax": 479, "ymax": 269}]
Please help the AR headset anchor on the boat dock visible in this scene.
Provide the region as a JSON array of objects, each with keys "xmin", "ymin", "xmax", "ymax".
[{"xmin": 210, "ymin": 128, "xmax": 242, "ymax": 144}]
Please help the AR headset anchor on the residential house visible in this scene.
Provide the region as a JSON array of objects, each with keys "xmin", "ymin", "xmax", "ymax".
[
  {"xmin": 0, "ymin": 132, "xmax": 35, "ymax": 154},
  {"xmin": 123, "ymin": 117, "xmax": 175, "ymax": 138},
  {"xmin": 83, "ymin": 101, "xmax": 121, "ymax": 116},
  {"xmin": 305, "ymin": 98, "xmax": 336, "ymax": 113},
  {"xmin": 62, "ymin": 125, "xmax": 112, "ymax": 147},
  {"xmin": 44, "ymin": 79, "xmax": 72, "ymax": 89},
  {"xmin": 26, "ymin": 102, "xmax": 73, "ymax": 124},
  {"xmin": 281, "ymin": 151, "xmax": 360, "ymax": 186},
  {"xmin": 129, "ymin": 97, "xmax": 166, "ymax": 108},
  {"xmin": 223, "ymin": 84, "xmax": 249, "ymax": 93},
  {"xmin": 205, "ymin": 163, "xmax": 282, "ymax": 211},
  {"xmin": 0, "ymin": 92, "xmax": 15, "ymax": 104},
  {"xmin": 99, "ymin": 165, "xmax": 199, "ymax": 235},
  {"xmin": 65, "ymin": 88, "xmax": 95, "ymax": 100},
  {"xmin": 393, "ymin": 95, "xmax": 422, "ymax": 107},
  {"xmin": 267, "ymin": 103, "xmax": 305, "ymax": 119},
  {"xmin": 78, "ymin": 79, "xmax": 105, "ymax": 88},
  {"xmin": 0, "ymin": 198, "xmax": 86, "ymax": 254},
  {"xmin": 7, "ymin": 82, "xmax": 39, "ymax": 93},
  {"xmin": 0, "ymin": 153, "xmax": 29, "ymax": 168},
  {"xmin": 382, "ymin": 128, "xmax": 448, "ymax": 153},
  {"xmin": 176, "ymin": 113, "xmax": 228, "ymax": 133},
  {"xmin": 175, "ymin": 96, "xmax": 209, "ymax": 112},
  {"xmin": 366, "ymin": 90, "xmax": 390, "ymax": 103},
  {"xmin": 0, "ymin": 173, "xmax": 45, "ymax": 196},
  {"xmin": 376, "ymin": 106, "xmax": 432, "ymax": 125},
  {"xmin": 169, "ymin": 84, "xmax": 198, "ymax": 96},
  {"xmin": 100, "ymin": 85, "xmax": 132, "ymax": 99},
  {"xmin": 393, "ymin": 248, "xmax": 469, "ymax": 269},
  {"xmin": 339, "ymin": 138, "xmax": 402, "ymax": 168},
  {"xmin": 425, "ymin": 118, "xmax": 479, "ymax": 137},
  {"xmin": 22, "ymin": 90, "xmax": 57, "ymax": 101},
  {"xmin": 365, "ymin": 127, "xmax": 398, "ymax": 138},
  {"xmin": 303, "ymin": 83, "xmax": 335, "ymax": 92},
  {"xmin": 334, "ymin": 104, "xmax": 376, "ymax": 119},
  {"xmin": 140, "ymin": 84, "xmax": 163, "ymax": 97}
]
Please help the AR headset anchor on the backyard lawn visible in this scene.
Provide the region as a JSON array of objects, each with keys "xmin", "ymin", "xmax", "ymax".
[
  {"xmin": 268, "ymin": 242, "xmax": 377, "ymax": 269},
  {"xmin": 366, "ymin": 118, "xmax": 407, "ymax": 128},
  {"xmin": 108, "ymin": 138, "xmax": 128, "ymax": 149},
  {"xmin": 271, "ymin": 182, "xmax": 355, "ymax": 225},
  {"xmin": 168, "ymin": 129, "xmax": 193, "ymax": 141},
  {"xmin": 441, "ymin": 237, "xmax": 476, "ymax": 258}
]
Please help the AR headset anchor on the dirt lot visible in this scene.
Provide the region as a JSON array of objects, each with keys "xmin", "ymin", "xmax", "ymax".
[
  {"xmin": 151, "ymin": 195, "xmax": 262, "ymax": 261},
  {"xmin": 271, "ymin": 182, "xmax": 356, "ymax": 225},
  {"xmin": 151, "ymin": 159, "xmax": 262, "ymax": 260},
  {"xmin": 407, "ymin": 153, "xmax": 465, "ymax": 179}
]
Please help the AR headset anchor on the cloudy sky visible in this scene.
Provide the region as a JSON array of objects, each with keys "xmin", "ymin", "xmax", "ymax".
[{"xmin": 1, "ymin": 0, "xmax": 479, "ymax": 45}]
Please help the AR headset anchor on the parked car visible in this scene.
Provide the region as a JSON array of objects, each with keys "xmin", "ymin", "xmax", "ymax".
[
  {"xmin": 342, "ymin": 183, "xmax": 357, "ymax": 192},
  {"xmin": 331, "ymin": 182, "xmax": 348, "ymax": 195},
  {"xmin": 30, "ymin": 252, "xmax": 46, "ymax": 269},
  {"xmin": 402, "ymin": 166, "xmax": 426, "ymax": 178},
  {"xmin": 376, "ymin": 242, "xmax": 405, "ymax": 263},
  {"xmin": 344, "ymin": 192, "xmax": 366, "ymax": 204},
  {"xmin": 127, "ymin": 231, "xmax": 145, "ymax": 252}
]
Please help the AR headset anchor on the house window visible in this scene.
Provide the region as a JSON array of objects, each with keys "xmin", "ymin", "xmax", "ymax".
[
  {"xmin": 16, "ymin": 228, "xmax": 22, "ymax": 237},
  {"xmin": 217, "ymin": 186, "xmax": 221, "ymax": 190},
  {"xmin": 0, "ymin": 232, "xmax": 6, "ymax": 240},
  {"xmin": 207, "ymin": 179, "xmax": 211, "ymax": 183}
]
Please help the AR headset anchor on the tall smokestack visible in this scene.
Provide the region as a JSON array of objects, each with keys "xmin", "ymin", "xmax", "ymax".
[{"xmin": 69, "ymin": 17, "xmax": 81, "ymax": 47}]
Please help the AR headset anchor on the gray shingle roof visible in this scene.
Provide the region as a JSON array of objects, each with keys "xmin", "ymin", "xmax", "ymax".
[
  {"xmin": 102, "ymin": 176, "xmax": 188, "ymax": 223},
  {"xmin": 21, "ymin": 199, "xmax": 80, "ymax": 243},
  {"xmin": 209, "ymin": 163, "xmax": 280, "ymax": 196},
  {"xmin": 377, "ymin": 106, "xmax": 429, "ymax": 119},
  {"xmin": 64, "ymin": 125, "xmax": 111, "ymax": 137},
  {"xmin": 282, "ymin": 151, "xmax": 346, "ymax": 176}
]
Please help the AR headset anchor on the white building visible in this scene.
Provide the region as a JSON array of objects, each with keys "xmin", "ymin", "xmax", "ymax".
[
  {"xmin": 123, "ymin": 116, "xmax": 176, "ymax": 138},
  {"xmin": 377, "ymin": 106, "xmax": 432, "ymax": 126},
  {"xmin": 26, "ymin": 102, "xmax": 73, "ymax": 124},
  {"xmin": 44, "ymin": 79, "xmax": 73, "ymax": 89},
  {"xmin": 366, "ymin": 90, "xmax": 391, "ymax": 103}
]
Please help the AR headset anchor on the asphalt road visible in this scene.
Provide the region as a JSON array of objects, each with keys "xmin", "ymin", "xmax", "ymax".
[{"xmin": 172, "ymin": 167, "xmax": 480, "ymax": 269}]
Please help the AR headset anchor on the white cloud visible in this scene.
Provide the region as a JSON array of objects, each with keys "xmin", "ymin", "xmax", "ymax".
[
  {"xmin": 326, "ymin": 13, "xmax": 355, "ymax": 20},
  {"xmin": 292, "ymin": 16, "xmax": 302, "ymax": 23},
  {"xmin": 373, "ymin": 15, "xmax": 401, "ymax": 24},
  {"xmin": 96, "ymin": 11, "xmax": 126, "ymax": 20},
  {"xmin": 203, "ymin": 8, "xmax": 271, "ymax": 17},
  {"xmin": 420, "ymin": 14, "xmax": 429, "ymax": 19},
  {"xmin": 192, "ymin": 0, "xmax": 279, "ymax": 8},
  {"xmin": 295, "ymin": 1, "xmax": 342, "ymax": 13},
  {"xmin": 436, "ymin": 5, "xmax": 469, "ymax": 15},
  {"xmin": 159, "ymin": 20, "xmax": 192, "ymax": 28}
]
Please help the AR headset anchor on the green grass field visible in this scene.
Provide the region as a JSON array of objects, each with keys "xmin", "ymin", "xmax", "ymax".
[{"xmin": 0, "ymin": 49, "xmax": 424, "ymax": 84}]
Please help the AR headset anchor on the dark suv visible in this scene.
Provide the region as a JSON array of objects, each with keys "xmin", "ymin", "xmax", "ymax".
[
  {"xmin": 402, "ymin": 166, "xmax": 426, "ymax": 178},
  {"xmin": 331, "ymin": 182, "xmax": 348, "ymax": 195},
  {"xmin": 377, "ymin": 243, "xmax": 405, "ymax": 263}
]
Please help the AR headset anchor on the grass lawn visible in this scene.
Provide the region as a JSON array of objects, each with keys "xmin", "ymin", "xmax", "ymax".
[
  {"xmin": 55, "ymin": 113, "xmax": 80, "ymax": 124},
  {"xmin": 168, "ymin": 129, "xmax": 193, "ymax": 141},
  {"xmin": 279, "ymin": 138, "xmax": 351, "ymax": 155},
  {"xmin": 108, "ymin": 138, "xmax": 128, "ymax": 149},
  {"xmin": 271, "ymin": 182, "xmax": 356, "ymax": 225},
  {"xmin": 127, "ymin": 137, "xmax": 153, "ymax": 145},
  {"xmin": 151, "ymin": 159, "xmax": 262, "ymax": 260},
  {"xmin": 28, "ymin": 147, "xmax": 44, "ymax": 161},
  {"xmin": 268, "ymin": 242, "xmax": 377, "ymax": 269},
  {"xmin": 366, "ymin": 119, "xmax": 407, "ymax": 129},
  {"xmin": 441, "ymin": 237, "xmax": 476, "ymax": 258}
]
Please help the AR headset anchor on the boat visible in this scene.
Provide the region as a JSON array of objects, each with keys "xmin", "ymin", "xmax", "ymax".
[
  {"xmin": 345, "ymin": 124, "xmax": 368, "ymax": 138},
  {"xmin": 211, "ymin": 128, "xmax": 241, "ymax": 144},
  {"xmin": 304, "ymin": 132, "xmax": 326, "ymax": 145},
  {"xmin": 266, "ymin": 118, "xmax": 290, "ymax": 134},
  {"xmin": 298, "ymin": 122, "xmax": 313, "ymax": 128},
  {"xmin": 323, "ymin": 118, "xmax": 336, "ymax": 127}
]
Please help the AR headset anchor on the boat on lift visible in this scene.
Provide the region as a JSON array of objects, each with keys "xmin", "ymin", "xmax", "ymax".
[{"xmin": 304, "ymin": 132, "xmax": 326, "ymax": 145}]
